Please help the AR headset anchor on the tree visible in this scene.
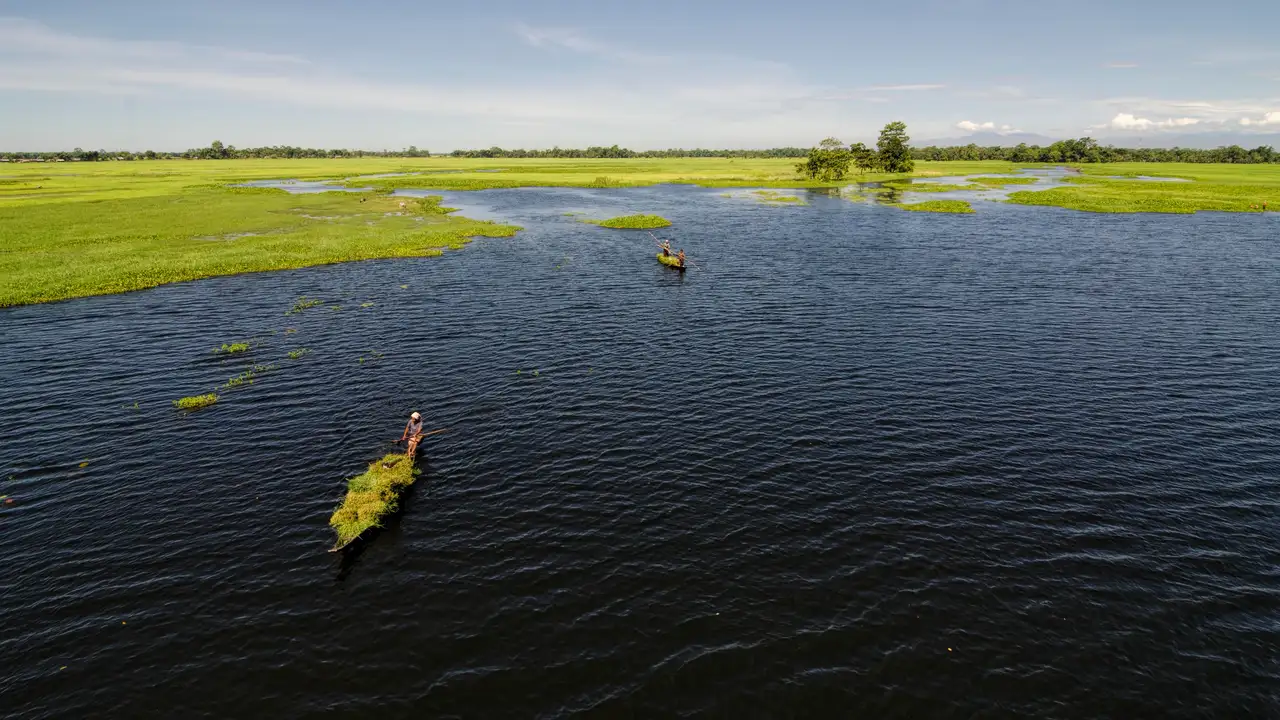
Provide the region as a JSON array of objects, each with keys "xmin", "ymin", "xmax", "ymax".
[
  {"xmin": 876, "ymin": 121, "xmax": 914, "ymax": 173},
  {"xmin": 849, "ymin": 142, "xmax": 878, "ymax": 173},
  {"xmin": 796, "ymin": 137, "xmax": 852, "ymax": 181}
]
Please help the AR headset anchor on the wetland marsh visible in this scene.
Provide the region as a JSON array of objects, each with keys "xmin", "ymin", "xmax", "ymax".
[
  {"xmin": 3, "ymin": 177, "xmax": 1279, "ymax": 717},
  {"xmin": 4, "ymin": 157, "xmax": 1278, "ymax": 306}
]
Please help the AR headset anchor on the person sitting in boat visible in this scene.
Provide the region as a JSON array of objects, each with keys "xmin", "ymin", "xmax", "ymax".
[
  {"xmin": 677, "ymin": 249, "xmax": 686, "ymax": 267},
  {"xmin": 402, "ymin": 411, "xmax": 424, "ymax": 458}
]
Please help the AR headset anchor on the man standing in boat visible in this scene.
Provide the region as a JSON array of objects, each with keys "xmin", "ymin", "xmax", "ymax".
[
  {"xmin": 677, "ymin": 249, "xmax": 686, "ymax": 267},
  {"xmin": 402, "ymin": 411, "xmax": 424, "ymax": 459},
  {"xmin": 660, "ymin": 238, "xmax": 672, "ymax": 256}
]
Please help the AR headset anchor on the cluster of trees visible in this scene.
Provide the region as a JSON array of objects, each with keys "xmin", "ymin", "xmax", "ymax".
[
  {"xmin": 0, "ymin": 142, "xmax": 432, "ymax": 162},
  {"xmin": 913, "ymin": 139, "xmax": 1278, "ymax": 164},
  {"xmin": 6, "ymin": 136, "xmax": 1278, "ymax": 166},
  {"xmin": 796, "ymin": 121, "xmax": 915, "ymax": 181},
  {"xmin": 445, "ymin": 145, "xmax": 808, "ymax": 159}
]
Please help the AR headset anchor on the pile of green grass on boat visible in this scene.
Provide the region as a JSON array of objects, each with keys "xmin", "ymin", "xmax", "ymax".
[
  {"xmin": 891, "ymin": 200, "xmax": 975, "ymax": 214},
  {"xmin": 329, "ymin": 453, "xmax": 418, "ymax": 549},
  {"xmin": 580, "ymin": 214, "xmax": 672, "ymax": 229}
]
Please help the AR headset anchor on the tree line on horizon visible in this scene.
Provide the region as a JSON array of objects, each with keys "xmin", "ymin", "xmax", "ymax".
[{"xmin": 3, "ymin": 136, "xmax": 1277, "ymax": 165}]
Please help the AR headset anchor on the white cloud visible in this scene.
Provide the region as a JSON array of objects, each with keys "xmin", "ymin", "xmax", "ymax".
[
  {"xmin": 1104, "ymin": 62, "xmax": 1139, "ymax": 69},
  {"xmin": 513, "ymin": 23, "xmax": 673, "ymax": 66},
  {"xmin": 1240, "ymin": 111, "xmax": 1280, "ymax": 126},
  {"xmin": 1099, "ymin": 113, "xmax": 1202, "ymax": 130},
  {"xmin": 955, "ymin": 121, "xmax": 1018, "ymax": 133}
]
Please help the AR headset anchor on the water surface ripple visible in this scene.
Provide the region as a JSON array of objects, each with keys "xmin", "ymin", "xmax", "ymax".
[{"xmin": 3, "ymin": 187, "xmax": 1279, "ymax": 718}]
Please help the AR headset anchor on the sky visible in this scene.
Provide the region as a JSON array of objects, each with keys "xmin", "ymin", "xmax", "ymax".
[{"xmin": 2, "ymin": 0, "xmax": 1279, "ymax": 151}]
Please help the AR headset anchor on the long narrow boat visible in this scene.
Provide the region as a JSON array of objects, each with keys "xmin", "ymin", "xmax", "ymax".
[
  {"xmin": 328, "ymin": 452, "xmax": 418, "ymax": 552},
  {"xmin": 656, "ymin": 253, "xmax": 686, "ymax": 271}
]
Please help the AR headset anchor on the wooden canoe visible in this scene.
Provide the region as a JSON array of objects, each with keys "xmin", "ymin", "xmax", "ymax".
[{"xmin": 656, "ymin": 253, "xmax": 686, "ymax": 271}]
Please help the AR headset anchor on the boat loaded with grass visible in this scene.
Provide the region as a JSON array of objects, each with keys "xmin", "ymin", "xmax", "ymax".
[
  {"xmin": 328, "ymin": 453, "xmax": 419, "ymax": 551},
  {"xmin": 657, "ymin": 253, "xmax": 686, "ymax": 271}
]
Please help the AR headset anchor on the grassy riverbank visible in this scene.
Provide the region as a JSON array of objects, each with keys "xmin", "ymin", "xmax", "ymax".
[
  {"xmin": 0, "ymin": 165, "xmax": 520, "ymax": 306},
  {"xmin": 340, "ymin": 158, "xmax": 1019, "ymax": 191},
  {"xmin": 1008, "ymin": 163, "xmax": 1280, "ymax": 213}
]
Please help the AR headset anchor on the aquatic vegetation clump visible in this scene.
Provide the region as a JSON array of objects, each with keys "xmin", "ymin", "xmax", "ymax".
[
  {"xmin": 220, "ymin": 363, "xmax": 277, "ymax": 390},
  {"xmin": 173, "ymin": 393, "xmax": 219, "ymax": 410},
  {"xmin": 287, "ymin": 297, "xmax": 324, "ymax": 315},
  {"xmin": 891, "ymin": 200, "xmax": 975, "ymax": 214},
  {"xmin": 582, "ymin": 214, "xmax": 672, "ymax": 229},
  {"xmin": 329, "ymin": 453, "xmax": 419, "ymax": 549},
  {"xmin": 751, "ymin": 190, "xmax": 808, "ymax": 205},
  {"xmin": 215, "ymin": 342, "xmax": 251, "ymax": 355},
  {"xmin": 287, "ymin": 348, "xmax": 309, "ymax": 359}
]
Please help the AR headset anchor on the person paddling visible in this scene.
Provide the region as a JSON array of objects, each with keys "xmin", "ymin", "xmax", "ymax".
[
  {"xmin": 660, "ymin": 238, "xmax": 672, "ymax": 256},
  {"xmin": 677, "ymin": 249, "xmax": 686, "ymax": 267},
  {"xmin": 402, "ymin": 411, "xmax": 425, "ymax": 459}
]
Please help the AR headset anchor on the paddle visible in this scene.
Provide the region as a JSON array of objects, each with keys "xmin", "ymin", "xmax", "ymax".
[{"xmin": 398, "ymin": 427, "xmax": 450, "ymax": 444}]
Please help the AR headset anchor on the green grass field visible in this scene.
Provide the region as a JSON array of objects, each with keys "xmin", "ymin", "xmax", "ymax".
[
  {"xmin": 0, "ymin": 167, "xmax": 520, "ymax": 306},
  {"xmin": 1009, "ymin": 163, "xmax": 1280, "ymax": 213}
]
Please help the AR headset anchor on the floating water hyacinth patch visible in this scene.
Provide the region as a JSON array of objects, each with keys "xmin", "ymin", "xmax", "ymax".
[
  {"xmin": 173, "ymin": 393, "xmax": 219, "ymax": 410},
  {"xmin": 287, "ymin": 296, "xmax": 324, "ymax": 315}
]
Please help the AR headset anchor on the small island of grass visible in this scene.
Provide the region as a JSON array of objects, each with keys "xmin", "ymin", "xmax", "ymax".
[
  {"xmin": 751, "ymin": 190, "xmax": 808, "ymax": 205},
  {"xmin": 329, "ymin": 453, "xmax": 418, "ymax": 550},
  {"xmin": 215, "ymin": 342, "xmax": 251, "ymax": 355},
  {"xmin": 892, "ymin": 200, "xmax": 975, "ymax": 214},
  {"xmin": 966, "ymin": 176, "xmax": 1039, "ymax": 187},
  {"xmin": 581, "ymin": 214, "xmax": 672, "ymax": 229}
]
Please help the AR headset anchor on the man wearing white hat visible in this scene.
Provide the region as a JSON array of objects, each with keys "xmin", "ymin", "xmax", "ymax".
[{"xmin": 401, "ymin": 411, "xmax": 425, "ymax": 459}]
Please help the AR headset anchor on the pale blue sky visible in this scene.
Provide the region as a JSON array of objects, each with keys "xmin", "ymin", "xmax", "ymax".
[{"xmin": 2, "ymin": 0, "xmax": 1279, "ymax": 150}]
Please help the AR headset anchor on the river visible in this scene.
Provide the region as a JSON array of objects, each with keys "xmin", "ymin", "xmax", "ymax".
[{"xmin": 3, "ymin": 185, "xmax": 1279, "ymax": 718}]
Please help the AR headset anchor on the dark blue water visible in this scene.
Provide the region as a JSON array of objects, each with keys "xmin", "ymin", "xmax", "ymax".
[{"xmin": 3, "ymin": 186, "xmax": 1280, "ymax": 718}]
